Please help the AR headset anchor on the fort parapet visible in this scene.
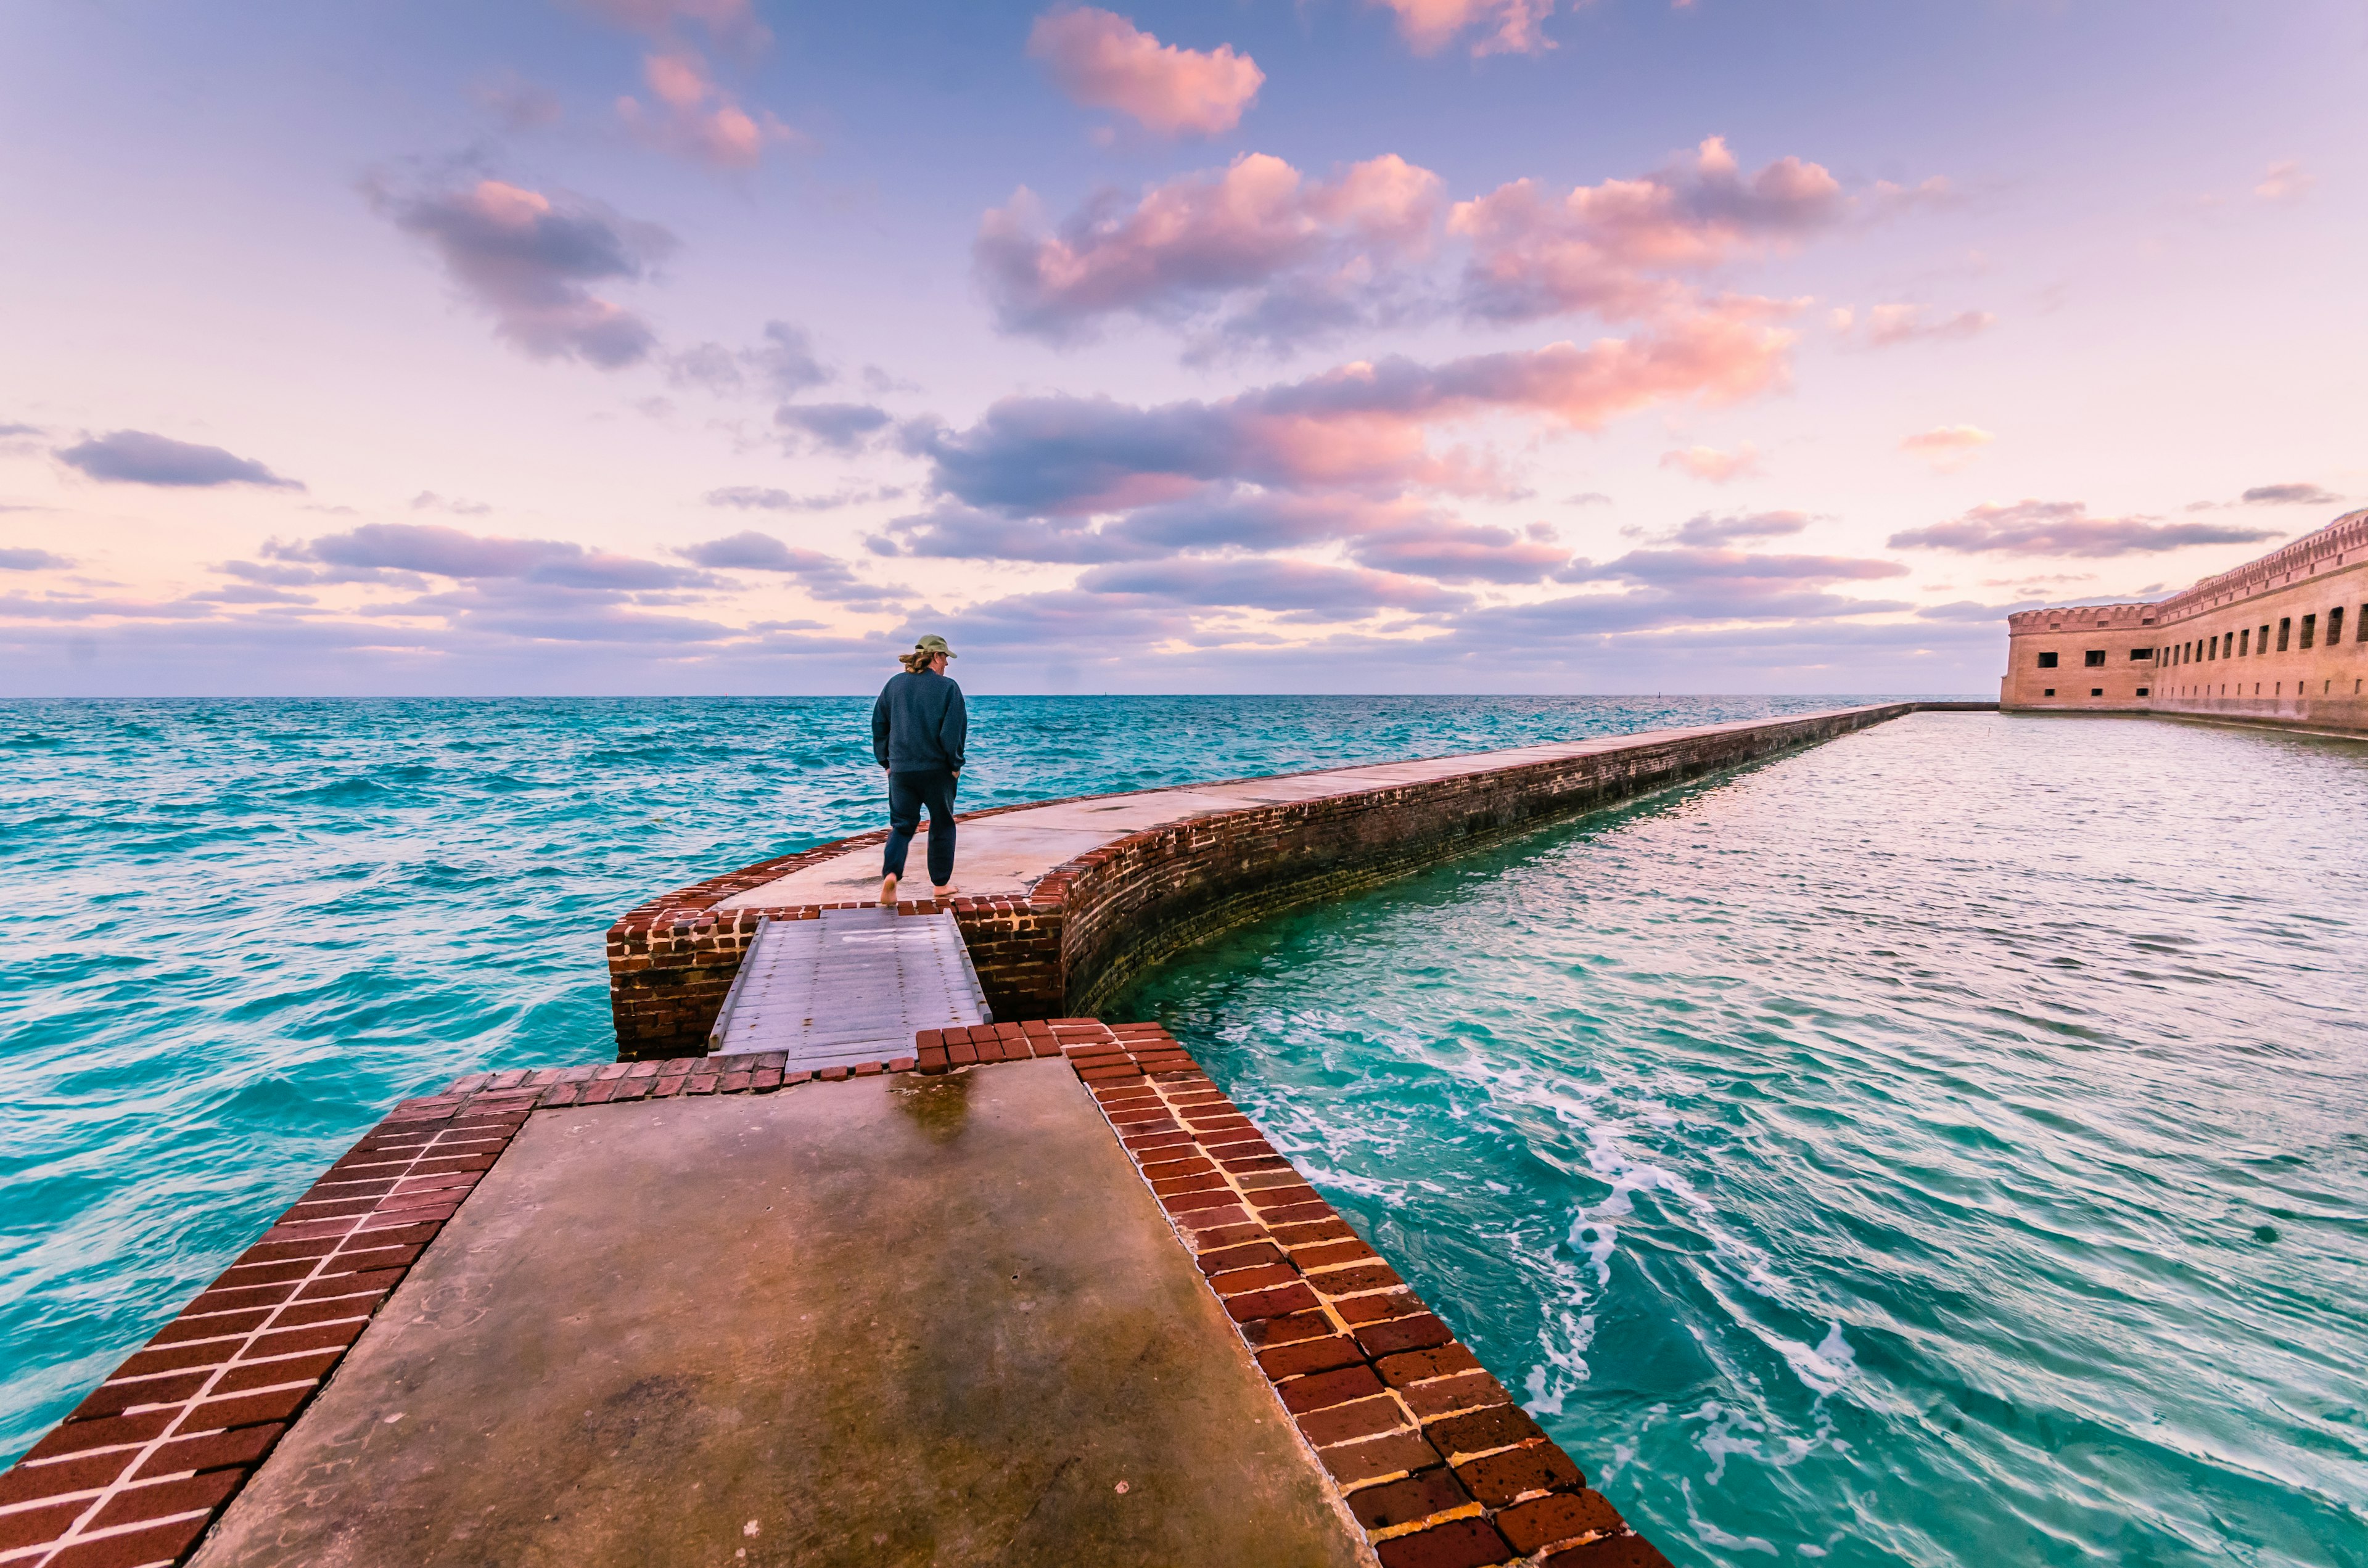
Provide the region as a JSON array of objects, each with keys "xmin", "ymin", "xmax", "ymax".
[{"xmin": 2000, "ymin": 508, "xmax": 2368, "ymax": 734}]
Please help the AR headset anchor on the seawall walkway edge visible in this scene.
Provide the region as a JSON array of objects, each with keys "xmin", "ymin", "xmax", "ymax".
[
  {"xmin": 1, "ymin": 1024, "xmax": 1677, "ymax": 1568},
  {"xmin": 609, "ymin": 701, "xmax": 1997, "ymax": 1057}
]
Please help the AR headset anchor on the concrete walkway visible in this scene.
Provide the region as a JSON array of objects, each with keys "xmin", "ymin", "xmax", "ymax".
[
  {"xmin": 718, "ymin": 725, "xmax": 1798, "ymax": 909},
  {"xmin": 189, "ymin": 1062, "xmax": 1367, "ymax": 1568}
]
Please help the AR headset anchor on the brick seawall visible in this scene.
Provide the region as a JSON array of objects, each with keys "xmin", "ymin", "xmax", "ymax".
[{"xmin": 608, "ymin": 702, "xmax": 1994, "ymax": 1058}]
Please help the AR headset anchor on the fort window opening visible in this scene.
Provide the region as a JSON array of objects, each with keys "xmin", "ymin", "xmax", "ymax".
[
  {"xmin": 2136, "ymin": 686, "xmax": 2150, "ymax": 696},
  {"xmin": 2090, "ymin": 688, "xmax": 2103, "ymax": 697},
  {"xmin": 2043, "ymin": 688, "xmax": 2056, "ymax": 697},
  {"xmin": 2240, "ymin": 629, "xmax": 2250, "ymax": 655},
  {"xmin": 2301, "ymin": 614, "xmax": 2317, "ymax": 650},
  {"xmin": 2357, "ymin": 604, "xmax": 2367, "ymax": 642},
  {"xmin": 2260, "ymin": 623, "xmax": 2271, "ymax": 651},
  {"xmin": 2084, "ymin": 650, "xmax": 2107, "ymax": 667},
  {"xmin": 2329, "ymin": 607, "xmax": 2345, "ymax": 644},
  {"xmin": 2129, "ymin": 648, "xmax": 2153, "ymax": 660},
  {"xmin": 2210, "ymin": 635, "xmax": 2221, "ymax": 659},
  {"xmin": 2278, "ymin": 618, "xmax": 2292, "ymax": 651},
  {"xmin": 2037, "ymin": 651, "xmax": 2059, "ymax": 668}
]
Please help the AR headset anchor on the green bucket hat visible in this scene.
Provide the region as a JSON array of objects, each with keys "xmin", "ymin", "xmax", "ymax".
[{"xmin": 914, "ymin": 634, "xmax": 956, "ymax": 659}]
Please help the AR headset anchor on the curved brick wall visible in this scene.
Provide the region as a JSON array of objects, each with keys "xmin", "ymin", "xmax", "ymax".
[{"xmin": 609, "ymin": 702, "xmax": 1992, "ymax": 1057}]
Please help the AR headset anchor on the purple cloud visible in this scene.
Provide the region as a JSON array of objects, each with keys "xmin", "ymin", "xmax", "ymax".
[
  {"xmin": 776, "ymin": 401, "xmax": 894, "ymax": 454},
  {"xmin": 2242, "ymin": 483, "xmax": 2340, "ymax": 506},
  {"xmin": 1889, "ymin": 501, "xmax": 2282, "ymax": 557},
  {"xmin": 0, "ymin": 547, "xmax": 74, "ymax": 570},
  {"xmin": 269, "ymin": 522, "xmax": 710, "ymax": 590},
  {"xmin": 376, "ymin": 179, "xmax": 673, "ymax": 367},
  {"xmin": 56, "ymin": 430, "xmax": 302, "ymax": 490}
]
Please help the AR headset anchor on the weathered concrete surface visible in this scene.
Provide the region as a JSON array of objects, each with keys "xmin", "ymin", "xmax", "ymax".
[{"xmin": 192, "ymin": 1061, "xmax": 1368, "ymax": 1568}]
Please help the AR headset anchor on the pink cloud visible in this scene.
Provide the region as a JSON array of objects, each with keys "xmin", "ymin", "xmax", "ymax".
[
  {"xmin": 575, "ymin": 0, "xmax": 768, "ymax": 49},
  {"xmin": 2255, "ymin": 160, "xmax": 2312, "ymax": 203},
  {"xmin": 618, "ymin": 49, "xmax": 794, "ymax": 168},
  {"xmin": 1899, "ymin": 425, "xmax": 1993, "ymax": 471},
  {"xmin": 1659, "ymin": 442, "xmax": 1763, "ymax": 483},
  {"xmin": 1451, "ymin": 138, "xmax": 1845, "ymax": 324},
  {"xmin": 1851, "ymin": 302, "xmax": 1994, "ymax": 347},
  {"xmin": 1371, "ymin": 0, "xmax": 1556, "ymax": 57},
  {"xmin": 977, "ymin": 152, "xmax": 1442, "ymax": 348},
  {"xmin": 1029, "ymin": 7, "xmax": 1264, "ymax": 137},
  {"xmin": 918, "ymin": 305, "xmax": 1794, "ymax": 515},
  {"xmin": 372, "ymin": 178, "xmax": 673, "ymax": 367}
]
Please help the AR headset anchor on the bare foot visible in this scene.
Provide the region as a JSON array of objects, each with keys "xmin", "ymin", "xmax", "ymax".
[
  {"xmin": 878, "ymin": 873, "xmax": 899, "ymax": 906},
  {"xmin": 932, "ymin": 884, "xmax": 958, "ymax": 901}
]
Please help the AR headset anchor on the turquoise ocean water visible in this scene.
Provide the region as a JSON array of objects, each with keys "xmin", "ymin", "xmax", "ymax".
[
  {"xmin": 1, "ymin": 692, "xmax": 1854, "ymax": 1466},
  {"xmin": 4, "ymin": 699, "xmax": 2362, "ymax": 1568},
  {"xmin": 1122, "ymin": 710, "xmax": 2368, "ymax": 1566}
]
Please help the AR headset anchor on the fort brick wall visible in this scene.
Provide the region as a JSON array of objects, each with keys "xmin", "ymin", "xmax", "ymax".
[
  {"xmin": 608, "ymin": 702, "xmax": 1989, "ymax": 1055},
  {"xmin": 2000, "ymin": 509, "xmax": 2368, "ymax": 735}
]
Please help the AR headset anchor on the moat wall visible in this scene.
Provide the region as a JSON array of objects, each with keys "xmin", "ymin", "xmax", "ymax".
[
  {"xmin": 2000, "ymin": 509, "xmax": 2368, "ymax": 736},
  {"xmin": 608, "ymin": 702, "xmax": 1991, "ymax": 1057}
]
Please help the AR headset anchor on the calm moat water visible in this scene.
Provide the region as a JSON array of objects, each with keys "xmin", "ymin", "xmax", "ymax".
[
  {"xmin": 0, "ymin": 692, "xmax": 1871, "ymax": 1465},
  {"xmin": 1121, "ymin": 711, "xmax": 2368, "ymax": 1566},
  {"xmin": 5, "ymin": 702, "xmax": 2361, "ymax": 1567}
]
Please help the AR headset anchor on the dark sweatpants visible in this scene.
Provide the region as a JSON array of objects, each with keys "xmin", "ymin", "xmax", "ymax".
[{"xmin": 882, "ymin": 768, "xmax": 957, "ymax": 887}]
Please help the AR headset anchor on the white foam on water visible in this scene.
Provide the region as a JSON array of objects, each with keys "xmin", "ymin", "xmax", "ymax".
[{"xmin": 1682, "ymin": 1478, "xmax": 1780, "ymax": 1555}]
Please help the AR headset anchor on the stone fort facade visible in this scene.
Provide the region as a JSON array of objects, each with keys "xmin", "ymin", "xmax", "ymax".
[{"xmin": 2000, "ymin": 508, "xmax": 2368, "ymax": 736}]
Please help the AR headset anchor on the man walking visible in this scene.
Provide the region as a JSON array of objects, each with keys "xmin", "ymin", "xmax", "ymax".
[{"xmin": 871, "ymin": 634, "xmax": 966, "ymax": 905}]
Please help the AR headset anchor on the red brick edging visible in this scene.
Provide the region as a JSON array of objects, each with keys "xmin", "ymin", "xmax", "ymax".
[
  {"xmin": 3, "ymin": 1022, "xmax": 1669, "ymax": 1567},
  {"xmin": 0, "ymin": 1093, "xmax": 534, "ymax": 1568},
  {"xmin": 1046, "ymin": 1026, "xmax": 1672, "ymax": 1568}
]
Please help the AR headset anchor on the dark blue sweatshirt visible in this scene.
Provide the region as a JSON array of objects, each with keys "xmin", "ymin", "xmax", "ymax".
[{"xmin": 871, "ymin": 670, "xmax": 968, "ymax": 773}]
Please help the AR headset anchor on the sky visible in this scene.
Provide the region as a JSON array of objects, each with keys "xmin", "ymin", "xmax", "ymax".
[{"xmin": 2, "ymin": 0, "xmax": 2362, "ymax": 696}]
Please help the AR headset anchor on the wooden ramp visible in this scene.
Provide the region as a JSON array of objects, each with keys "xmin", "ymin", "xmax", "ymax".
[{"xmin": 706, "ymin": 905, "xmax": 989, "ymax": 1067}]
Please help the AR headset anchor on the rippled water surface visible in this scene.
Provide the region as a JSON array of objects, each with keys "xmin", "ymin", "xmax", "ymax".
[
  {"xmin": 1122, "ymin": 712, "xmax": 2368, "ymax": 1567},
  {"xmin": 0, "ymin": 692, "xmax": 1877, "ymax": 1463}
]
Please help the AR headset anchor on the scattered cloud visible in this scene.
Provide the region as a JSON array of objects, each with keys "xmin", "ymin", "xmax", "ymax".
[
  {"xmin": 1079, "ymin": 556, "xmax": 1470, "ymax": 615},
  {"xmin": 268, "ymin": 522, "xmax": 713, "ymax": 589},
  {"xmin": 669, "ymin": 320, "xmax": 836, "ymax": 400},
  {"xmin": 1029, "ymin": 7, "xmax": 1264, "ymax": 137},
  {"xmin": 1370, "ymin": 0, "xmax": 1556, "ymax": 58},
  {"xmin": 1563, "ymin": 491, "xmax": 1612, "ymax": 507},
  {"xmin": 1671, "ymin": 510, "xmax": 1807, "ymax": 546},
  {"xmin": 411, "ymin": 491, "xmax": 493, "ymax": 515},
  {"xmin": 1916, "ymin": 598, "xmax": 2046, "ymax": 622},
  {"xmin": 916, "ymin": 317, "xmax": 1792, "ymax": 517},
  {"xmin": 468, "ymin": 72, "xmax": 564, "ymax": 131},
  {"xmin": 1899, "ymin": 424, "xmax": 1993, "ymax": 471},
  {"xmin": 2242, "ymin": 482, "xmax": 2340, "ymax": 506},
  {"xmin": 619, "ymin": 48, "xmax": 795, "ymax": 168},
  {"xmin": 1841, "ymin": 302, "xmax": 1994, "ymax": 348},
  {"xmin": 776, "ymin": 402, "xmax": 894, "ymax": 454},
  {"xmin": 373, "ymin": 178, "xmax": 674, "ymax": 367},
  {"xmin": 0, "ymin": 423, "xmax": 43, "ymax": 438},
  {"xmin": 1888, "ymin": 500, "xmax": 2282, "ymax": 557},
  {"xmin": 2255, "ymin": 160, "xmax": 2312, "ymax": 203},
  {"xmin": 574, "ymin": 0, "xmax": 769, "ymax": 51},
  {"xmin": 705, "ymin": 484, "xmax": 906, "ymax": 511},
  {"xmin": 1660, "ymin": 442, "xmax": 1762, "ymax": 484},
  {"xmin": 677, "ymin": 530, "xmax": 901, "ymax": 602},
  {"xmin": 0, "ymin": 548, "xmax": 73, "ymax": 570},
  {"xmin": 1451, "ymin": 138, "xmax": 1845, "ymax": 326},
  {"xmin": 56, "ymin": 430, "xmax": 303, "ymax": 490},
  {"xmin": 976, "ymin": 152, "xmax": 1442, "ymax": 353}
]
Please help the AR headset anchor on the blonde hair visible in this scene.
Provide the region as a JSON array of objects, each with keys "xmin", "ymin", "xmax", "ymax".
[{"xmin": 898, "ymin": 649, "xmax": 939, "ymax": 673}]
